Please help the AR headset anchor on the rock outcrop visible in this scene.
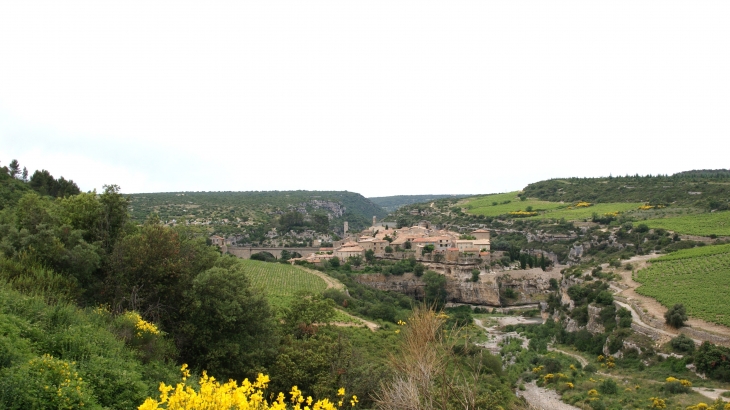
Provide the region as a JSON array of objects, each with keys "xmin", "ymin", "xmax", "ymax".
[{"xmin": 354, "ymin": 265, "xmax": 562, "ymax": 307}]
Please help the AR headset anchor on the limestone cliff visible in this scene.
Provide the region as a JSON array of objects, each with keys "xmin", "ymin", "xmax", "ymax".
[{"xmin": 353, "ymin": 265, "xmax": 561, "ymax": 307}]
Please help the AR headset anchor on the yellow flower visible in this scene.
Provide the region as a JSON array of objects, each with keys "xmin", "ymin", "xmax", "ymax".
[{"xmin": 338, "ymin": 388, "xmax": 345, "ymax": 396}]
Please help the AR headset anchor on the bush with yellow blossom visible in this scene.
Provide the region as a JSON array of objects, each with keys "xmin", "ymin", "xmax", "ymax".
[{"xmin": 139, "ymin": 365, "xmax": 357, "ymax": 410}]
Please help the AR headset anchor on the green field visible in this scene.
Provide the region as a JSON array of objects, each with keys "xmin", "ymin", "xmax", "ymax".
[
  {"xmin": 639, "ymin": 211, "xmax": 730, "ymax": 237},
  {"xmin": 636, "ymin": 244, "xmax": 730, "ymax": 327},
  {"xmin": 465, "ymin": 192, "xmax": 564, "ymax": 217},
  {"xmin": 527, "ymin": 202, "xmax": 645, "ymax": 221},
  {"xmin": 465, "ymin": 191, "xmax": 643, "ymax": 221},
  {"xmin": 241, "ymin": 259, "xmax": 328, "ymax": 307}
]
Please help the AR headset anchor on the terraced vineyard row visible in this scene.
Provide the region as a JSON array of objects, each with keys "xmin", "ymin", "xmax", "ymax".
[
  {"xmin": 240, "ymin": 259, "xmax": 328, "ymax": 307},
  {"xmin": 635, "ymin": 245, "xmax": 730, "ymax": 327},
  {"xmin": 640, "ymin": 211, "xmax": 730, "ymax": 237}
]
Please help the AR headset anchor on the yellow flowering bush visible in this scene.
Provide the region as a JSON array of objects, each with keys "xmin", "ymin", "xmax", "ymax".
[
  {"xmin": 125, "ymin": 311, "xmax": 161, "ymax": 337},
  {"xmin": 508, "ymin": 211, "xmax": 538, "ymax": 217},
  {"xmin": 649, "ymin": 397, "xmax": 666, "ymax": 409},
  {"xmin": 565, "ymin": 382, "xmax": 574, "ymax": 389},
  {"xmin": 575, "ymin": 202, "xmax": 592, "ymax": 208},
  {"xmin": 532, "ymin": 365, "xmax": 544, "ymax": 374},
  {"xmin": 0, "ymin": 354, "xmax": 93, "ymax": 409},
  {"xmin": 587, "ymin": 389, "xmax": 599, "ymax": 397},
  {"xmin": 139, "ymin": 365, "xmax": 357, "ymax": 410},
  {"xmin": 665, "ymin": 376, "xmax": 692, "ymax": 394}
]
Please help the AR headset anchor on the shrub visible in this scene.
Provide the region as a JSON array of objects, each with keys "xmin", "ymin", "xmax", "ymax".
[
  {"xmin": 665, "ymin": 304, "xmax": 688, "ymax": 328},
  {"xmin": 598, "ymin": 378, "xmax": 618, "ymax": 395},
  {"xmin": 0, "ymin": 354, "xmax": 97, "ymax": 409},
  {"xmin": 664, "ymin": 377, "xmax": 692, "ymax": 394},
  {"xmin": 670, "ymin": 334, "xmax": 696, "ymax": 353}
]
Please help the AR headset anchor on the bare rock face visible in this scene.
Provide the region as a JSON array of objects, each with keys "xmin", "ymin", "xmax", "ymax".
[
  {"xmin": 586, "ymin": 304, "xmax": 606, "ymax": 334},
  {"xmin": 353, "ymin": 266, "xmax": 562, "ymax": 307},
  {"xmin": 564, "ymin": 317, "xmax": 584, "ymax": 333}
]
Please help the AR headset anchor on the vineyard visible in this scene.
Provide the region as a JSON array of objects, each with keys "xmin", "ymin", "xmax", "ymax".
[
  {"xmin": 240, "ymin": 259, "xmax": 328, "ymax": 307},
  {"xmin": 635, "ymin": 244, "xmax": 730, "ymax": 327},
  {"xmin": 639, "ymin": 211, "xmax": 730, "ymax": 237}
]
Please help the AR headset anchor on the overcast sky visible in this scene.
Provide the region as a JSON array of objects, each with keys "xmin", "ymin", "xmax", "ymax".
[{"xmin": 1, "ymin": 1, "xmax": 728, "ymax": 197}]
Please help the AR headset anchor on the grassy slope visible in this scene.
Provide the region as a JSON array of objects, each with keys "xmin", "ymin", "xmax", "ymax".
[
  {"xmin": 465, "ymin": 191, "xmax": 643, "ymax": 221},
  {"xmin": 639, "ymin": 211, "xmax": 730, "ymax": 237},
  {"xmin": 635, "ymin": 244, "xmax": 730, "ymax": 327},
  {"xmin": 369, "ymin": 194, "xmax": 469, "ymax": 212}
]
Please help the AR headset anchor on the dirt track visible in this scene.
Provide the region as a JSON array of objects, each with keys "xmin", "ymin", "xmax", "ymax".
[{"xmin": 517, "ymin": 382, "xmax": 581, "ymax": 410}]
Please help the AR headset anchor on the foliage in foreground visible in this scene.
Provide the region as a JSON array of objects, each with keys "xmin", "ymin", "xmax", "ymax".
[
  {"xmin": 374, "ymin": 306, "xmax": 513, "ymax": 410},
  {"xmin": 139, "ymin": 365, "xmax": 358, "ymax": 410}
]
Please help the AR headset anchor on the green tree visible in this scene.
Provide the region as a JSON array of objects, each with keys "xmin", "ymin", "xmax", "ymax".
[
  {"xmin": 423, "ymin": 270, "xmax": 447, "ymax": 307},
  {"xmin": 384, "ymin": 245, "xmax": 393, "ymax": 253},
  {"xmin": 364, "ymin": 250, "xmax": 375, "ymax": 264},
  {"xmin": 413, "ymin": 263, "xmax": 425, "ymax": 277},
  {"xmin": 329, "ymin": 256, "xmax": 341, "ymax": 268},
  {"xmin": 471, "ymin": 269, "xmax": 480, "ymax": 282},
  {"xmin": 184, "ymin": 261, "xmax": 278, "ymax": 380},
  {"xmin": 404, "ymin": 240, "xmax": 412, "ymax": 250},
  {"xmin": 348, "ymin": 255, "xmax": 362, "ymax": 268},
  {"xmin": 281, "ymin": 292, "xmax": 336, "ymax": 338},
  {"xmin": 422, "ymin": 244, "xmax": 435, "ymax": 255},
  {"xmin": 665, "ymin": 303, "xmax": 688, "ymax": 328},
  {"xmin": 8, "ymin": 159, "xmax": 20, "ymax": 178}
]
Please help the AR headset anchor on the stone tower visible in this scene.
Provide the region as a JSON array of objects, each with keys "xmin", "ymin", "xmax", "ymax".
[
  {"xmin": 344, "ymin": 221, "xmax": 348, "ymax": 235},
  {"xmin": 373, "ymin": 216, "xmax": 377, "ymax": 226}
]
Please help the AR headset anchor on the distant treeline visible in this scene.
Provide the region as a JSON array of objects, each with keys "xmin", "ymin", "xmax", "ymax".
[
  {"xmin": 1, "ymin": 159, "xmax": 80, "ymax": 210},
  {"xmin": 523, "ymin": 170, "xmax": 730, "ymax": 208},
  {"xmin": 369, "ymin": 194, "xmax": 470, "ymax": 212}
]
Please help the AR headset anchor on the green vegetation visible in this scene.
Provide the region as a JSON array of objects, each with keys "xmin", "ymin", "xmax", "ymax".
[
  {"xmin": 241, "ymin": 259, "xmax": 328, "ymax": 307},
  {"xmin": 0, "ymin": 285, "xmax": 177, "ymax": 409},
  {"xmin": 465, "ymin": 191, "xmax": 644, "ymax": 221},
  {"xmin": 664, "ymin": 304, "xmax": 688, "ymax": 328},
  {"xmin": 369, "ymin": 194, "xmax": 469, "ymax": 212},
  {"xmin": 639, "ymin": 211, "xmax": 730, "ymax": 236},
  {"xmin": 0, "ymin": 160, "xmax": 80, "ymax": 210},
  {"xmin": 636, "ymin": 244, "xmax": 730, "ymax": 326},
  {"xmin": 522, "ymin": 171, "xmax": 730, "ymax": 208}
]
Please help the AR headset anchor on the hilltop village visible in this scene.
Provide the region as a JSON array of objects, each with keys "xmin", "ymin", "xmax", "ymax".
[
  {"xmin": 214, "ymin": 217, "xmax": 493, "ymax": 266},
  {"xmin": 299, "ymin": 223, "xmax": 491, "ymax": 264}
]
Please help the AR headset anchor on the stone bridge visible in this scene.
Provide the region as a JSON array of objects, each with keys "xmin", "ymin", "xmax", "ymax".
[{"xmin": 227, "ymin": 246, "xmax": 321, "ymax": 259}]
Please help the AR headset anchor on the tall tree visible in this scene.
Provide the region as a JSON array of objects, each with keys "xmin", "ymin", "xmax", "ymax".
[{"xmin": 8, "ymin": 159, "xmax": 20, "ymax": 178}]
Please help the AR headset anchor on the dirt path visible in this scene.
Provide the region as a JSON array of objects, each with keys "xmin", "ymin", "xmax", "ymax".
[
  {"xmin": 613, "ymin": 254, "xmax": 730, "ymax": 339},
  {"xmin": 333, "ymin": 309, "xmax": 379, "ymax": 332},
  {"xmin": 692, "ymin": 387, "xmax": 730, "ymax": 402},
  {"xmin": 296, "ymin": 267, "xmax": 379, "ymax": 331},
  {"xmin": 547, "ymin": 346, "xmax": 588, "ymax": 367},
  {"xmin": 517, "ymin": 381, "xmax": 581, "ymax": 410},
  {"xmin": 299, "ymin": 267, "xmax": 345, "ymax": 291}
]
